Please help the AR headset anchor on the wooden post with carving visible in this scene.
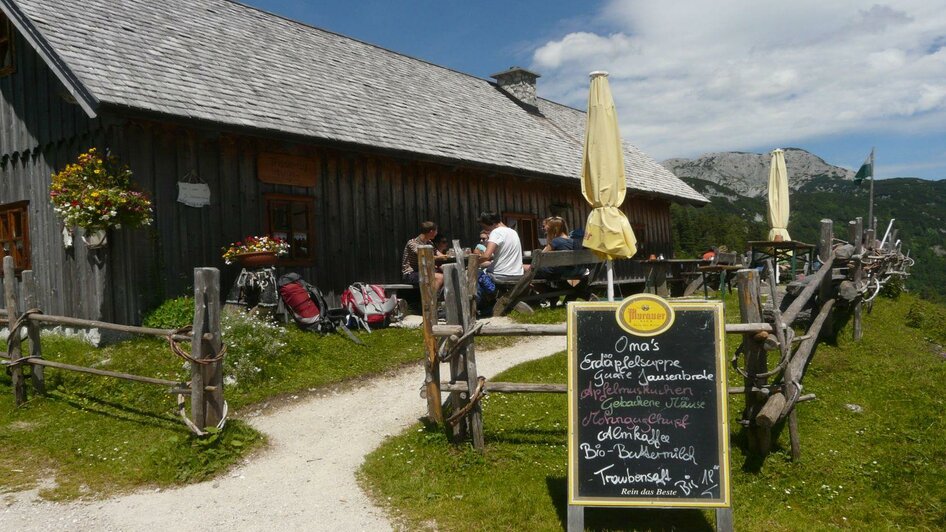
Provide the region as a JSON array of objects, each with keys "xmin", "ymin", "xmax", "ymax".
[
  {"xmin": 736, "ymin": 268, "xmax": 768, "ymax": 454},
  {"xmin": 21, "ymin": 270, "xmax": 44, "ymax": 395},
  {"xmin": 458, "ymin": 254, "xmax": 484, "ymax": 450},
  {"xmin": 442, "ymin": 262, "xmax": 465, "ymax": 440},
  {"xmin": 418, "ymin": 245, "xmax": 443, "ymax": 423},
  {"xmin": 818, "ymin": 219, "xmax": 834, "ymax": 340},
  {"xmin": 191, "ymin": 268, "xmax": 224, "ymax": 429},
  {"xmin": 3, "ymin": 256, "xmax": 26, "ymax": 405},
  {"xmin": 852, "ymin": 217, "xmax": 864, "ymax": 341}
]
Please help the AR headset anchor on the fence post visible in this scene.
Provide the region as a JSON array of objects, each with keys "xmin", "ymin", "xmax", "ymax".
[
  {"xmin": 458, "ymin": 254, "xmax": 484, "ymax": 451},
  {"xmin": 3, "ymin": 256, "xmax": 26, "ymax": 405},
  {"xmin": 442, "ymin": 263, "xmax": 465, "ymax": 440},
  {"xmin": 191, "ymin": 268, "xmax": 224, "ymax": 430},
  {"xmin": 418, "ymin": 246, "xmax": 443, "ymax": 424},
  {"xmin": 852, "ymin": 218, "xmax": 864, "ymax": 340},
  {"xmin": 736, "ymin": 268, "xmax": 768, "ymax": 454},
  {"xmin": 21, "ymin": 270, "xmax": 44, "ymax": 395},
  {"xmin": 818, "ymin": 219, "xmax": 834, "ymax": 340}
]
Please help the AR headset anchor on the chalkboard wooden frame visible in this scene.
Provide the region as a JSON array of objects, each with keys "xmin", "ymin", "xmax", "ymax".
[{"xmin": 567, "ymin": 297, "xmax": 731, "ymax": 508}]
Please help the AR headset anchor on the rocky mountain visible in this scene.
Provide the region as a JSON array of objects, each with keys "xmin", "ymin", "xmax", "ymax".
[
  {"xmin": 663, "ymin": 148, "xmax": 946, "ymax": 300},
  {"xmin": 663, "ymin": 148, "xmax": 854, "ymax": 198}
]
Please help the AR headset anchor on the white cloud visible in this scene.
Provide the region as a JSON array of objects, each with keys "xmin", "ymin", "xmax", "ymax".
[{"xmin": 531, "ymin": 0, "xmax": 946, "ymax": 160}]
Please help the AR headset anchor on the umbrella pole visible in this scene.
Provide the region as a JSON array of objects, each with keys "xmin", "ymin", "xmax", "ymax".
[{"xmin": 607, "ymin": 259, "xmax": 614, "ymax": 302}]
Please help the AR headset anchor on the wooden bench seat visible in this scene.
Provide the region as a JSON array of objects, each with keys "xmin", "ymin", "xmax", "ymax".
[{"xmin": 492, "ymin": 249, "xmax": 604, "ymax": 316}]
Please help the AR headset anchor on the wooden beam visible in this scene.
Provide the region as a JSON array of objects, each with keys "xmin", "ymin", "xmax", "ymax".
[
  {"xmin": 418, "ymin": 245, "xmax": 443, "ymax": 424},
  {"xmin": 4, "ymin": 256, "xmax": 26, "ymax": 406},
  {"xmin": 432, "ymin": 322, "xmax": 773, "ymax": 337},
  {"xmin": 24, "ymin": 358, "xmax": 181, "ymax": 387},
  {"xmin": 442, "ymin": 263, "xmax": 465, "ymax": 441},
  {"xmin": 441, "ymin": 382, "xmax": 567, "ymax": 393},
  {"xmin": 440, "ymin": 382, "xmax": 767, "ymax": 395},
  {"xmin": 191, "ymin": 268, "xmax": 224, "ymax": 429},
  {"xmin": 781, "ymin": 254, "xmax": 834, "ymax": 327},
  {"xmin": 21, "ymin": 270, "xmax": 44, "ymax": 395},
  {"xmin": 852, "ymin": 217, "xmax": 864, "ymax": 341},
  {"xmin": 737, "ymin": 268, "xmax": 768, "ymax": 455},
  {"xmin": 23, "ymin": 314, "xmax": 199, "ymax": 342}
]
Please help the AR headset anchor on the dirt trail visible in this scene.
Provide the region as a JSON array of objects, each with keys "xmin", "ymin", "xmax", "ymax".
[{"xmin": 0, "ymin": 332, "xmax": 565, "ymax": 531}]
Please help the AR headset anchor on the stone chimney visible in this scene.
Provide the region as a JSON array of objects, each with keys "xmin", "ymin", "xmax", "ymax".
[{"xmin": 490, "ymin": 67, "xmax": 540, "ymax": 108}]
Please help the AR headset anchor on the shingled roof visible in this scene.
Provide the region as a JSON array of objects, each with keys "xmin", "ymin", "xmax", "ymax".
[{"xmin": 3, "ymin": 0, "xmax": 707, "ymax": 204}]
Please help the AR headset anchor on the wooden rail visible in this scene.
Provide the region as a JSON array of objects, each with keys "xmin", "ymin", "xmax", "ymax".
[
  {"xmin": 432, "ymin": 322, "xmax": 773, "ymax": 337},
  {"xmin": 2, "ymin": 261, "xmax": 225, "ymax": 434},
  {"xmin": 420, "ymin": 216, "xmax": 912, "ymax": 465}
]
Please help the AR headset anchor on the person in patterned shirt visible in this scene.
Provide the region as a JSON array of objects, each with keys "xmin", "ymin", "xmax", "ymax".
[{"xmin": 401, "ymin": 221, "xmax": 443, "ymax": 291}]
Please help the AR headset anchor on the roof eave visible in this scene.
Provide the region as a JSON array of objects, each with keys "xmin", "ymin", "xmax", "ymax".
[{"xmin": 0, "ymin": 0, "xmax": 99, "ymax": 118}]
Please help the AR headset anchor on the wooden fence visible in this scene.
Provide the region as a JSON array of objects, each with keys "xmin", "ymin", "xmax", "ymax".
[
  {"xmin": 1, "ymin": 257, "xmax": 225, "ymax": 435},
  {"xmin": 418, "ymin": 215, "xmax": 912, "ymax": 457}
]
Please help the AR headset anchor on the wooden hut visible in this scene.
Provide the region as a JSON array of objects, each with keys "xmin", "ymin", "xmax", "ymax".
[{"xmin": 0, "ymin": 0, "xmax": 707, "ymax": 324}]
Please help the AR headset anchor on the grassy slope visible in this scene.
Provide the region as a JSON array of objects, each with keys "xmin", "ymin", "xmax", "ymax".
[{"xmin": 360, "ymin": 294, "xmax": 946, "ymax": 531}]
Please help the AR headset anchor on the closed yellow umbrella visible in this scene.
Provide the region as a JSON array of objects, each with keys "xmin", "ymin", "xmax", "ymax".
[
  {"xmin": 581, "ymin": 72, "xmax": 638, "ymax": 261},
  {"xmin": 581, "ymin": 71, "xmax": 637, "ymax": 302},
  {"xmin": 767, "ymin": 148, "xmax": 791, "ymax": 241}
]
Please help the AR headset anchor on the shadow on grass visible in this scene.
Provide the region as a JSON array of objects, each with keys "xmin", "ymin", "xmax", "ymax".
[
  {"xmin": 53, "ymin": 391, "xmax": 188, "ymax": 432},
  {"xmin": 546, "ymin": 477, "xmax": 714, "ymax": 531}
]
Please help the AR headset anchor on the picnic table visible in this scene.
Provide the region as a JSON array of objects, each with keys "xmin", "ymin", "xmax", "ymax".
[
  {"xmin": 492, "ymin": 251, "xmax": 707, "ymax": 315},
  {"xmin": 748, "ymin": 240, "xmax": 816, "ymax": 283},
  {"xmin": 694, "ymin": 252, "xmax": 742, "ymax": 297}
]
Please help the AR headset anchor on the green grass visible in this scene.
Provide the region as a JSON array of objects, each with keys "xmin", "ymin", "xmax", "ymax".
[
  {"xmin": 359, "ymin": 292, "xmax": 946, "ymax": 531},
  {"xmin": 0, "ymin": 310, "xmax": 427, "ymax": 499}
]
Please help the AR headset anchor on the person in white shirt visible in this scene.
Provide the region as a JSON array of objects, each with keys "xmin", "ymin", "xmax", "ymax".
[{"xmin": 477, "ymin": 211, "xmax": 524, "ymax": 283}]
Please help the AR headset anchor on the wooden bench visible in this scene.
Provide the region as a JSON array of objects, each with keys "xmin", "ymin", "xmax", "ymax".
[
  {"xmin": 380, "ymin": 283, "xmax": 417, "ymax": 317},
  {"xmin": 492, "ymin": 249, "xmax": 604, "ymax": 316}
]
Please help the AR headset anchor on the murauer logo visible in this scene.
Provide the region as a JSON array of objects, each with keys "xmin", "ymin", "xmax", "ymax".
[{"xmin": 616, "ymin": 294, "xmax": 674, "ymax": 336}]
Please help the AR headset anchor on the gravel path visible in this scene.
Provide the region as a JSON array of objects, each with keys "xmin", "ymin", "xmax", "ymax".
[{"xmin": 0, "ymin": 332, "xmax": 565, "ymax": 531}]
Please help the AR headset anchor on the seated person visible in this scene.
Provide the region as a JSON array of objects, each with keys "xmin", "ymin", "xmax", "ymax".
[
  {"xmin": 401, "ymin": 221, "xmax": 443, "ymax": 291},
  {"xmin": 473, "ymin": 231, "xmax": 489, "ymax": 254},
  {"xmin": 472, "ymin": 230, "xmax": 491, "ymax": 268},
  {"xmin": 433, "ymin": 234, "xmax": 452, "ymax": 259},
  {"xmin": 432, "ymin": 234, "xmax": 455, "ymax": 273},
  {"xmin": 534, "ymin": 216, "xmax": 583, "ymax": 280},
  {"xmin": 476, "ymin": 211, "xmax": 524, "ymax": 284}
]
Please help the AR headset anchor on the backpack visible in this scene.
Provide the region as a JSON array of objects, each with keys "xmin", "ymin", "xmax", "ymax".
[
  {"xmin": 341, "ymin": 282, "xmax": 397, "ymax": 331},
  {"xmin": 277, "ymin": 273, "xmax": 336, "ymax": 333}
]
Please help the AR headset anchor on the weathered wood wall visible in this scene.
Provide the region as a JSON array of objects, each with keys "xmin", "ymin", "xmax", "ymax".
[
  {"xmin": 1, "ymin": 115, "xmax": 675, "ymax": 324},
  {"xmin": 0, "ymin": 35, "xmax": 110, "ymax": 321},
  {"xmin": 108, "ymin": 122, "xmax": 674, "ymax": 319}
]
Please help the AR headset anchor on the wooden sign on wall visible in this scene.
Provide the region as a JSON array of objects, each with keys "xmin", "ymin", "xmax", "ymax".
[{"xmin": 257, "ymin": 153, "xmax": 318, "ymax": 187}]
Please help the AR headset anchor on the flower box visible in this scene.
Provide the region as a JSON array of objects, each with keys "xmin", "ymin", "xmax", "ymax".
[{"xmin": 234, "ymin": 251, "xmax": 279, "ymax": 268}]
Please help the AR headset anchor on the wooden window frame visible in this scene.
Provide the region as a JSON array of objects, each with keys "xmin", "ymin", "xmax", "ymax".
[
  {"xmin": 502, "ymin": 211, "xmax": 540, "ymax": 251},
  {"xmin": 0, "ymin": 15, "xmax": 15, "ymax": 77},
  {"xmin": 0, "ymin": 200, "xmax": 30, "ymax": 274},
  {"xmin": 264, "ymin": 193, "xmax": 316, "ymax": 267}
]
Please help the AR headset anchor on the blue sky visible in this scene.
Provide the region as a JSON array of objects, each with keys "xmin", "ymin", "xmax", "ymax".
[{"xmin": 248, "ymin": 1, "xmax": 946, "ymax": 180}]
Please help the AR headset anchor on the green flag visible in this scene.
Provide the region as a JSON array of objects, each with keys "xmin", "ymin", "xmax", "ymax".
[{"xmin": 853, "ymin": 152, "xmax": 872, "ymax": 183}]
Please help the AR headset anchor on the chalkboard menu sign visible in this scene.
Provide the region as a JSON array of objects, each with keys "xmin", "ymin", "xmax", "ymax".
[{"xmin": 567, "ymin": 295, "xmax": 731, "ymax": 507}]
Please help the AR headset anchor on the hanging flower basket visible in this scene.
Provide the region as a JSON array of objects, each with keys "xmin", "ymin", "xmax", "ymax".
[
  {"xmin": 233, "ymin": 251, "xmax": 279, "ymax": 268},
  {"xmin": 49, "ymin": 148, "xmax": 153, "ymax": 242}
]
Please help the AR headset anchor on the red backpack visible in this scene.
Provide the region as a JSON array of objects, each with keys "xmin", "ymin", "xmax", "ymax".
[
  {"xmin": 341, "ymin": 283, "xmax": 397, "ymax": 330},
  {"xmin": 277, "ymin": 273, "xmax": 335, "ymax": 333}
]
